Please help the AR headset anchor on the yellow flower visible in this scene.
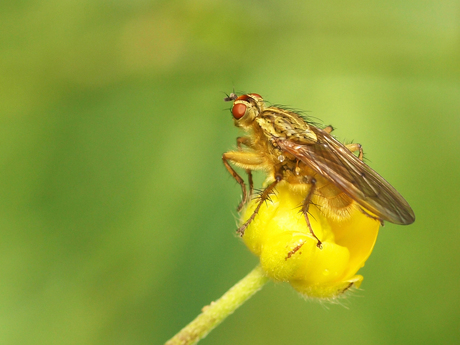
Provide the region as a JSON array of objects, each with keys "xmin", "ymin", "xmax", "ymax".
[{"xmin": 241, "ymin": 181, "xmax": 380, "ymax": 299}]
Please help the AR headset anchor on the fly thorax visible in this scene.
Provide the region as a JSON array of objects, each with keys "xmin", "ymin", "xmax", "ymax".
[
  {"xmin": 275, "ymin": 117, "xmax": 317, "ymax": 143},
  {"xmin": 256, "ymin": 117, "xmax": 279, "ymax": 138},
  {"xmin": 285, "ymin": 130, "xmax": 317, "ymax": 144},
  {"xmin": 257, "ymin": 115, "xmax": 317, "ymax": 145}
]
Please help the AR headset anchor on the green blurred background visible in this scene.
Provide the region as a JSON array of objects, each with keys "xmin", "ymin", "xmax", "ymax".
[{"xmin": 1, "ymin": 0, "xmax": 459, "ymax": 344}]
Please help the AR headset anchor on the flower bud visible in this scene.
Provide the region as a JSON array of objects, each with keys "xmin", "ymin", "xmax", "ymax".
[{"xmin": 241, "ymin": 181, "xmax": 380, "ymax": 299}]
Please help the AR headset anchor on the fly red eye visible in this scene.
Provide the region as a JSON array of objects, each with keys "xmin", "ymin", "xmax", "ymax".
[
  {"xmin": 249, "ymin": 93, "xmax": 262, "ymax": 98},
  {"xmin": 232, "ymin": 103, "xmax": 247, "ymax": 119},
  {"xmin": 236, "ymin": 94, "xmax": 250, "ymax": 101}
]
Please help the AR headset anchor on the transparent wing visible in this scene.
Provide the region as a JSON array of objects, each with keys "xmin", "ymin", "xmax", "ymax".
[{"xmin": 275, "ymin": 129, "xmax": 415, "ymax": 225}]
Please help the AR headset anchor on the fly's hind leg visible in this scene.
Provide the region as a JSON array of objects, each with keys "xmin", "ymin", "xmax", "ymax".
[
  {"xmin": 323, "ymin": 125, "xmax": 334, "ymax": 134},
  {"xmin": 346, "ymin": 143, "xmax": 363, "ymax": 161},
  {"xmin": 301, "ymin": 178, "xmax": 323, "ymax": 249},
  {"xmin": 237, "ymin": 176, "xmax": 281, "ymax": 237}
]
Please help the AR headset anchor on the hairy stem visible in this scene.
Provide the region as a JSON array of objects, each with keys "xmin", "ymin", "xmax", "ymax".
[{"xmin": 165, "ymin": 265, "xmax": 268, "ymax": 345}]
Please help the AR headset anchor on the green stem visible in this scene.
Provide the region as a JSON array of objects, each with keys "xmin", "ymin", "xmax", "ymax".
[{"xmin": 165, "ymin": 265, "xmax": 269, "ymax": 345}]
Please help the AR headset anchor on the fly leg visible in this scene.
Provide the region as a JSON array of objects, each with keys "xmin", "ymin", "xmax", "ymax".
[
  {"xmin": 237, "ymin": 136, "xmax": 252, "ymax": 148},
  {"xmin": 237, "ymin": 176, "xmax": 281, "ymax": 237},
  {"xmin": 301, "ymin": 178, "xmax": 323, "ymax": 249},
  {"xmin": 346, "ymin": 143, "xmax": 363, "ymax": 161},
  {"xmin": 237, "ymin": 137, "xmax": 254, "ymax": 196},
  {"xmin": 323, "ymin": 125, "xmax": 334, "ymax": 134},
  {"xmin": 222, "ymin": 150, "xmax": 265, "ymax": 212},
  {"xmin": 247, "ymin": 170, "xmax": 254, "ymax": 197},
  {"xmin": 222, "ymin": 157, "xmax": 248, "ymax": 212}
]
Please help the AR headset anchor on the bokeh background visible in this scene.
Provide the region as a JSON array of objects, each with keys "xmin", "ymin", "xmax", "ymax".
[{"xmin": 1, "ymin": 0, "xmax": 459, "ymax": 344}]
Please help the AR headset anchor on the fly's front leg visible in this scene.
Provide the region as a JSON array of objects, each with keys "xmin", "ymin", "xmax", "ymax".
[
  {"xmin": 222, "ymin": 156, "xmax": 247, "ymax": 211},
  {"xmin": 346, "ymin": 143, "xmax": 363, "ymax": 161},
  {"xmin": 237, "ymin": 136, "xmax": 253, "ymax": 149},
  {"xmin": 222, "ymin": 151, "xmax": 265, "ymax": 211},
  {"xmin": 301, "ymin": 178, "xmax": 323, "ymax": 249},
  {"xmin": 237, "ymin": 136, "xmax": 254, "ymax": 196},
  {"xmin": 237, "ymin": 175, "xmax": 281, "ymax": 237}
]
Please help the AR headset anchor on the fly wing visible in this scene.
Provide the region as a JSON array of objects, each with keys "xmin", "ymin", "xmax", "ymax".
[{"xmin": 275, "ymin": 129, "xmax": 415, "ymax": 225}]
